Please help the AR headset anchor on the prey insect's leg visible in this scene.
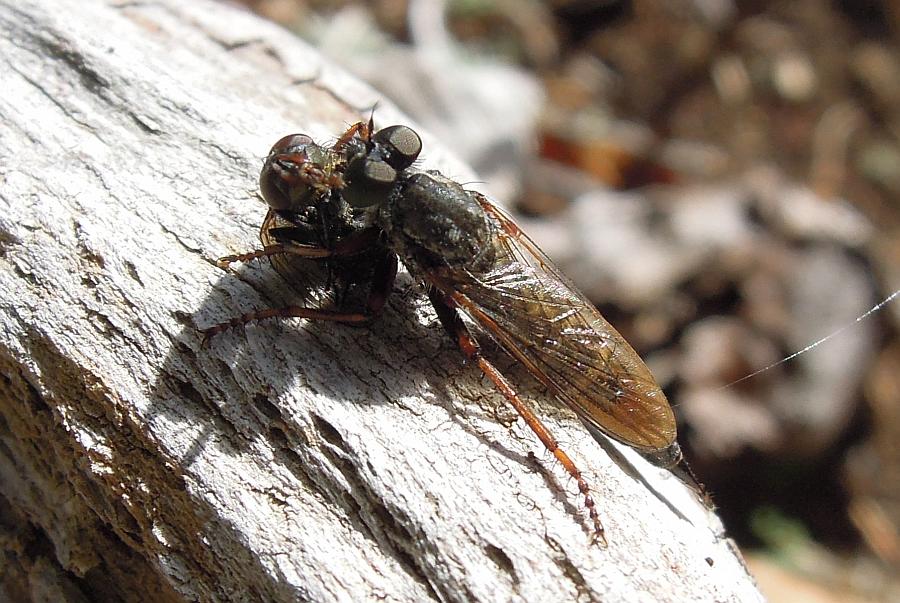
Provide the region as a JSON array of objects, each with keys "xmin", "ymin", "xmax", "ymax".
[
  {"xmin": 333, "ymin": 119, "xmax": 370, "ymax": 150},
  {"xmin": 427, "ymin": 289, "xmax": 607, "ymax": 546},
  {"xmin": 201, "ymin": 251, "xmax": 398, "ymax": 342}
]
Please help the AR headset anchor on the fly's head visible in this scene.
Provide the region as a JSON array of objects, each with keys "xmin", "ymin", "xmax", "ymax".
[
  {"xmin": 340, "ymin": 125, "xmax": 422, "ymax": 209},
  {"xmin": 329, "ymin": 124, "xmax": 494, "ymax": 271}
]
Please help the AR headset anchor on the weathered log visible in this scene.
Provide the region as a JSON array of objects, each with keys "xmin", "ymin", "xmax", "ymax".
[{"xmin": 0, "ymin": 1, "xmax": 763, "ymax": 601}]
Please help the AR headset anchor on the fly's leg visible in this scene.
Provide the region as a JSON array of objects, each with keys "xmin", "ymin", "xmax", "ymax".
[
  {"xmin": 216, "ymin": 241, "xmax": 340, "ymax": 269},
  {"xmin": 200, "ymin": 307, "xmax": 371, "ymax": 342},
  {"xmin": 201, "ymin": 242, "xmax": 397, "ymax": 342},
  {"xmin": 216, "ymin": 227, "xmax": 382, "ymax": 269},
  {"xmin": 360, "ymin": 250, "xmax": 398, "ymax": 318},
  {"xmin": 428, "ymin": 289, "xmax": 607, "ymax": 546},
  {"xmin": 216, "ymin": 244, "xmax": 292, "ymax": 268}
]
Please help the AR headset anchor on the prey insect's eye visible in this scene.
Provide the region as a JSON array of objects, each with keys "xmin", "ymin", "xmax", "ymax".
[
  {"xmin": 372, "ymin": 125, "xmax": 422, "ymax": 171},
  {"xmin": 259, "ymin": 133, "xmax": 338, "ymax": 212},
  {"xmin": 259, "ymin": 149, "xmax": 312, "ymax": 211},
  {"xmin": 260, "ymin": 156, "xmax": 310, "ymax": 211},
  {"xmin": 342, "ymin": 155, "xmax": 397, "ymax": 208},
  {"xmin": 269, "ymin": 133, "xmax": 313, "ymax": 155}
]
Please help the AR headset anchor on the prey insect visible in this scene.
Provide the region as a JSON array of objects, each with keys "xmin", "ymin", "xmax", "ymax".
[{"xmin": 202, "ymin": 118, "xmax": 684, "ymax": 545}]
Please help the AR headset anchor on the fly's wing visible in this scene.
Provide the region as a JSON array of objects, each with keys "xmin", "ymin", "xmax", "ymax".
[{"xmin": 434, "ymin": 194, "xmax": 676, "ymax": 452}]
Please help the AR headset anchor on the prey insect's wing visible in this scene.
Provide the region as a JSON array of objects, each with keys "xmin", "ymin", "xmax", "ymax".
[
  {"xmin": 434, "ymin": 194, "xmax": 676, "ymax": 452},
  {"xmin": 258, "ymin": 209, "xmax": 336, "ymax": 305}
]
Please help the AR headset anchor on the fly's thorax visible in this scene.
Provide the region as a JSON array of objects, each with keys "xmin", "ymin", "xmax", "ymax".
[{"xmin": 383, "ymin": 171, "xmax": 496, "ymax": 272}]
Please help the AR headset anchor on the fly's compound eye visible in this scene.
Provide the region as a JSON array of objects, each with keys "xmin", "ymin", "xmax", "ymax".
[
  {"xmin": 342, "ymin": 155, "xmax": 397, "ymax": 208},
  {"xmin": 372, "ymin": 125, "xmax": 421, "ymax": 171}
]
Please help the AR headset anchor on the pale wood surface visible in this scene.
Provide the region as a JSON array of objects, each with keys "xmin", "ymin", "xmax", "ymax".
[{"xmin": 0, "ymin": 1, "xmax": 763, "ymax": 601}]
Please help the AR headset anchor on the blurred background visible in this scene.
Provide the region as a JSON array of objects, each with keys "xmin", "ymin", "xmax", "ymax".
[{"xmin": 234, "ymin": 0, "xmax": 900, "ymax": 600}]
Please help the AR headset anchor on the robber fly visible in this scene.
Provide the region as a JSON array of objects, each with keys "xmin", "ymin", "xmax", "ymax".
[{"xmin": 202, "ymin": 119, "xmax": 684, "ymax": 545}]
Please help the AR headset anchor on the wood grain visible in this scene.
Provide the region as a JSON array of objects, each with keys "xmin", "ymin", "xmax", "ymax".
[{"xmin": 0, "ymin": 1, "xmax": 763, "ymax": 601}]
